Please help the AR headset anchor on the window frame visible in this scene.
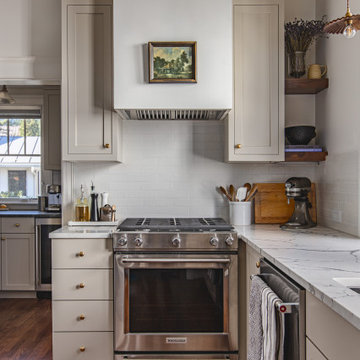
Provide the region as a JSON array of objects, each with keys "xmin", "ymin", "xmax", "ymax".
[{"xmin": 0, "ymin": 99, "xmax": 43, "ymax": 204}]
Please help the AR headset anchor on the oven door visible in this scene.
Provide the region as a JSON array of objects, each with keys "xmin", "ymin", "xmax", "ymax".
[{"xmin": 114, "ymin": 253, "xmax": 238, "ymax": 354}]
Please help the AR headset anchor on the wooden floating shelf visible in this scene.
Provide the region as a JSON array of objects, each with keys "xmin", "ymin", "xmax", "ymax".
[
  {"xmin": 285, "ymin": 151, "xmax": 328, "ymax": 162},
  {"xmin": 285, "ymin": 78, "xmax": 329, "ymax": 94}
]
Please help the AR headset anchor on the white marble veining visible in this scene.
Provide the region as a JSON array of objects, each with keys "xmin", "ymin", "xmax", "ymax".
[
  {"xmin": 235, "ymin": 224, "xmax": 360, "ymax": 331},
  {"xmin": 50, "ymin": 226, "xmax": 116, "ymax": 239}
]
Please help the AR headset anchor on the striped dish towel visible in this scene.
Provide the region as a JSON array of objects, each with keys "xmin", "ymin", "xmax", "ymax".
[{"xmin": 261, "ymin": 286, "xmax": 284, "ymax": 360}]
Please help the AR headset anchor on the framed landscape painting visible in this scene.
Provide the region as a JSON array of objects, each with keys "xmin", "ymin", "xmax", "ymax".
[{"xmin": 148, "ymin": 41, "xmax": 197, "ymax": 83}]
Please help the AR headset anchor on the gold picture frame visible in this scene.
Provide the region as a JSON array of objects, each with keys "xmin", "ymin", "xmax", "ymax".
[{"xmin": 148, "ymin": 41, "xmax": 197, "ymax": 83}]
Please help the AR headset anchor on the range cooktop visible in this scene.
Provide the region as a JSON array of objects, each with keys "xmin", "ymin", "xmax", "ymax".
[{"xmin": 117, "ymin": 217, "xmax": 233, "ymax": 232}]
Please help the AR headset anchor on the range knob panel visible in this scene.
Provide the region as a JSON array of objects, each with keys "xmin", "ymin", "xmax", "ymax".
[
  {"xmin": 134, "ymin": 236, "xmax": 143, "ymax": 247},
  {"xmin": 209, "ymin": 235, "xmax": 219, "ymax": 247},
  {"xmin": 172, "ymin": 236, "xmax": 181, "ymax": 248}
]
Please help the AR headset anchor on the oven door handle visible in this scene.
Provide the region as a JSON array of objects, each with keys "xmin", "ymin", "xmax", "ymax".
[{"xmin": 120, "ymin": 258, "xmax": 231, "ymax": 264}]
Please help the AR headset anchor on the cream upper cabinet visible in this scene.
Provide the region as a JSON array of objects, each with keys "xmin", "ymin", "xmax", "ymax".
[
  {"xmin": 43, "ymin": 89, "xmax": 61, "ymax": 170},
  {"xmin": 62, "ymin": 1, "xmax": 122, "ymax": 162},
  {"xmin": 227, "ymin": 0, "xmax": 284, "ymax": 162}
]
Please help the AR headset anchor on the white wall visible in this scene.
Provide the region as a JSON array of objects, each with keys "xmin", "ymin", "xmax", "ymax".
[
  {"xmin": 72, "ymin": 120, "xmax": 318, "ymax": 221},
  {"xmin": 285, "ymin": 0, "xmax": 317, "ymax": 128},
  {"xmin": 316, "ymin": 0, "xmax": 360, "ymax": 236},
  {"xmin": 0, "ymin": 0, "xmax": 61, "ymax": 80}
]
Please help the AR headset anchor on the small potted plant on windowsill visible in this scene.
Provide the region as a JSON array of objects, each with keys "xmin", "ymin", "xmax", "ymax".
[{"xmin": 285, "ymin": 17, "xmax": 327, "ymax": 78}]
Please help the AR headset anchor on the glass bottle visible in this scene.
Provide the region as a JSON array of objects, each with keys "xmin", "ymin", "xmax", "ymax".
[{"xmin": 75, "ymin": 184, "xmax": 90, "ymax": 221}]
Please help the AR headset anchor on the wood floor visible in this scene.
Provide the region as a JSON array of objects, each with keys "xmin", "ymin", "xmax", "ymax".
[{"xmin": 0, "ymin": 299, "xmax": 52, "ymax": 360}]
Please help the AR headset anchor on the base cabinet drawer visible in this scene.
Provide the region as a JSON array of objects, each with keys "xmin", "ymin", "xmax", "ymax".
[
  {"xmin": 53, "ymin": 332, "xmax": 113, "ymax": 360},
  {"xmin": 53, "ymin": 300, "xmax": 113, "ymax": 331},
  {"xmin": 52, "ymin": 238, "xmax": 113, "ymax": 269},
  {"xmin": 2, "ymin": 217, "xmax": 34, "ymax": 233},
  {"xmin": 52, "ymin": 269, "xmax": 113, "ymax": 300},
  {"xmin": 306, "ymin": 292, "xmax": 360, "ymax": 360},
  {"xmin": 306, "ymin": 338, "xmax": 328, "ymax": 360}
]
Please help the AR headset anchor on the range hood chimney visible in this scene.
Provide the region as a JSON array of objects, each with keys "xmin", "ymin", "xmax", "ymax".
[{"xmin": 113, "ymin": 0, "xmax": 232, "ymax": 120}]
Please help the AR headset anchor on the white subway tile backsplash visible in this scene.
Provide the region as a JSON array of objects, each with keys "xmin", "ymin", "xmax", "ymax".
[{"xmin": 73, "ymin": 121, "xmax": 319, "ymax": 221}]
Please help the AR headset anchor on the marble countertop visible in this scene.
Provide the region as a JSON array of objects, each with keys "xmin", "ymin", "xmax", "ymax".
[
  {"xmin": 235, "ymin": 224, "xmax": 360, "ymax": 331},
  {"xmin": 50, "ymin": 225, "xmax": 116, "ymax": 238}
]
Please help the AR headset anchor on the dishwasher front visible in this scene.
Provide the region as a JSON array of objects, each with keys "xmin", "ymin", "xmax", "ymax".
[{"xmin": 259, "ymin": 258, "xmax": 306, "ymax": 360}]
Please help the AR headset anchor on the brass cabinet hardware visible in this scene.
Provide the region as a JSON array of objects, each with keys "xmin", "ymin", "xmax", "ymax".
[
  {"xmin": 256, "ymin": 261, "xmax": 260, "ymax": 268},
  {"xmin": 78, "ymin": 283, "xmax": 85, "ymax": 289},
  {"xmin": 15, "ymin": 223, "xmax": 20, "ymax": 227},
  {"xmin": 104, "ymin": 143, "xmax": 110, "ymax": 149},
  {"xmin": 79, "ymin": 346, "xmax": 86, "ymax": 352},
  {"xmin": 78, "ymin": 314, "xmax": 85, "ymax": 320},
  {"xmin": 235, "ymin": 144, "xmax": 242, "ymax": 149},
  {"xmin": 1, "ymin": 237, "xmax": 5, "ymax": 241},
  {"xmin": 77, "ymin": 251, "xmax": 85, "ymax": 257}
]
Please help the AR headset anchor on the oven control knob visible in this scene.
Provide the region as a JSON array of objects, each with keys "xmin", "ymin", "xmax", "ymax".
[
  {"xmin": 172, "ymin": 237, "xmax": 181, "ymax": 248},
  {"xmin": 209, "ymin": 236, "xmax": 219, "ymax": 247},
  {"xmin": 225, "ymin": 235, "xmax": 234, "ymax": 246},
  {"xmin": 134, "ymin": 236, "xmax": 143, "ymax": 247},
  {"xmin": 117, "ymin": 235, "xmax": 127, "ymax": 247}
]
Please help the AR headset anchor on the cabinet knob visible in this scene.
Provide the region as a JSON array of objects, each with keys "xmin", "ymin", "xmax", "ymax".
[
  {"xmin": 104, "ymin": 143, "xmax": 110, "ymax": 149},
  {"xmin": 77, "ymin": 251, "xmax": 85, "ymax": 257},
  {"xmin": 1, "ymin": 237, "xmax": 5, "ymax": 241},
  {"xmin": 79, "ymin": 346, "xmax": 86, "ymax": 352},
  {"xmin": 235, "ymin": 144, "xmax": 242, "ymax": 149},
  {"xmin": 78, "ymin": 314, "xmax": 85, "ymax": 320},
  {"xmin": 256, "ymin": 261, "xmax": 260, "ymax": 268},
  {"xmin": 15, "ymin": 223, "xmax": 20, "ymax": 227},
  {"xmin": 78, "ymin": 283, "xmax": 85, "ymax": 289}
]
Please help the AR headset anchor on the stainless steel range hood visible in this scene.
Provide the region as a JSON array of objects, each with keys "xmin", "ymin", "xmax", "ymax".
[
  {"xmin": 117, "ymin": 109, "xmax": 229, "ymax": 121},
  {"xmin": 113, "ymin": 0, "xmax": 232, "ymax": 120}
]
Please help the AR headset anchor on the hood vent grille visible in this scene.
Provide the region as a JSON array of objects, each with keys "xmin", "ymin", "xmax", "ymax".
[{"xmin": 116, "ymin": 109, "xmax": 230, "ymax": 121}]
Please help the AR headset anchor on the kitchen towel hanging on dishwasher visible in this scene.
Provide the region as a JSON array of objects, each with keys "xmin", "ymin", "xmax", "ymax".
[{"xmin": 248, "ymin": 275, "xmax": 284, "ymax": 360}]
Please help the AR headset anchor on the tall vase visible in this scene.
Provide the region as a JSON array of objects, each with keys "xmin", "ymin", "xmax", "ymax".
[{"xmin": 289, "ymin": 51, "xmax": 306, "ymax": 78}]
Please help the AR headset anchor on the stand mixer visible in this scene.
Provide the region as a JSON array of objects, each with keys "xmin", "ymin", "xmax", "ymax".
[{"xmin": 281, "ymin": 177, "xmax": 316, "ymax": 230}]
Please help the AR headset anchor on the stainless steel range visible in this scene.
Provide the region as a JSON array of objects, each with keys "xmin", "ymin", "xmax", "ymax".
[{"xmin": 113, "ymin": 218, "xmax": 239, "ymax": 360}]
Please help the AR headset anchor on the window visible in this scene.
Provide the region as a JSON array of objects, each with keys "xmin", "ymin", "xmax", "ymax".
[
  {"xmin": 0, "ymin": 109, "xmax": 41, "ymax": 200},
  {"xmin": 8, "ymin": 170, "xmax": 27, "ymax": 197}
]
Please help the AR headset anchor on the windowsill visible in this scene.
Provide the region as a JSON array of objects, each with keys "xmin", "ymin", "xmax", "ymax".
[{"xmin": 0, "ymin": 198, "xmax": 38, "ymax": 205}]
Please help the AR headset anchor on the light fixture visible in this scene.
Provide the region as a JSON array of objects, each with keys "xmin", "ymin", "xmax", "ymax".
[
  {"xmin": 0, "ymin": 85, "xmax": 15, "ymax": 104},
  {"xmin": 323, "ymin": 0, "xmax": 360, "ymax": 38}
]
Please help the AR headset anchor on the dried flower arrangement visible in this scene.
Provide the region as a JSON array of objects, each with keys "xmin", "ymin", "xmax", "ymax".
[{"xmin": 285, "ymin": 17, "xmax": 327, "ymax": 78}]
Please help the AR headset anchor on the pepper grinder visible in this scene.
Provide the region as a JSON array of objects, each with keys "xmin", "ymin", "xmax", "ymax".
[{"xmin": 90, "ymin": 182, "xmax": 99, "ymax": 221}]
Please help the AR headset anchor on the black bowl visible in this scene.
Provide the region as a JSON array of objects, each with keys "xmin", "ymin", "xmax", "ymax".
[{"xmin": 285, "ymin": 126, "xmax": 316, "ymax": 145}]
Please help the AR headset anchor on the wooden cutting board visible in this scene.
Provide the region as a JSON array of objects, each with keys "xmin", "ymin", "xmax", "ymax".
[{"xmin": 254, "ymin": 183, "xmax": 317, "ymax": 224}]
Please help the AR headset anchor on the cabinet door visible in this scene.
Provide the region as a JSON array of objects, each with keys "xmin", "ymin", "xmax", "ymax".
[
  {"xmin": 43, "ymin": 89, "xmax": 61, "ymax": 170},
  {"xmin": 63, "ymin": 4, "xmax": 121, "ymax": 161},
  {"xmin": 1, "ymin": 234, "xmax": 35, "ymax": 290},
  {"xmin": 306, "ymin": 338, "xmax": 328, "ymax": 360},
  {"xmin": 227, "ymin": 0, "xmax": 284, "ymax": 162}
]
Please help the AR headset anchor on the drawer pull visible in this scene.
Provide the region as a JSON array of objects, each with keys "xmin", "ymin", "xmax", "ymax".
[
  {"xmin": 235, "ymin": 144, "xmax": 242, "ymax": 149},
  {"xmin": 78, "ymin": 283, "xmax": 85, "ymax": 289},
  {"xmin": 104, "ymin": 143, "xmax": 110, "ymax": 149},
  {"xmin": 1, "ymin": 237, "xmax": 5, "ymax": 241},
  {"xmin": 79, "ymin": 346, "xmax": 86, "ymax": 352},
  {"xmin": 77, "ymin": 251, "xmax": 85, "ymax": 257},
  {"xmin": 256, "ymin": 261, "xmax": 260, "ymax": 268},
  {"xmin": 78, "ymin": 314, "xmax": 85, "ymax": 321},
  {"xmin": 15, "ymin": 223, "xmax": 20, "ymax": 227}
]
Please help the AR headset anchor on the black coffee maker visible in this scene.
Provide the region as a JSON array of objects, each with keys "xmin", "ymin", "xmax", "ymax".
[{"xmin": 281, "ymin": 177, "xmax": 316, "ymax": 230}]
